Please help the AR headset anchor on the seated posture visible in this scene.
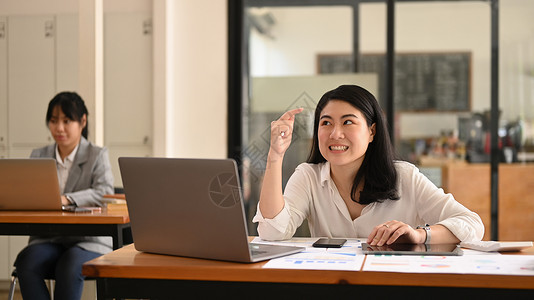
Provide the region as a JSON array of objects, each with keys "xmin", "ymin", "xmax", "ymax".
[
  {"xmin": 15, "ymin": 91, "xmax": 114, "ymax": 300},
  {"xmin": 253, "ymin": 84, "xmax": 483, "ymax": 245}
]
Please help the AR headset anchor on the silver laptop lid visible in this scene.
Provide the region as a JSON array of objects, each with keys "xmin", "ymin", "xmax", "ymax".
[
  {"xmin": 119, "ymin": 157, "xmax": 254, "ymax": 262},
  {"xmin": 0, "ymin": 158, "xmax": 62, "ymax": 210}
]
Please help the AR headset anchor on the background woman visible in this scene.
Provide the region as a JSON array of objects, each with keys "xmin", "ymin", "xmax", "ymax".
[{"xmin": 15, "ymin": 91, "xmax": 114, "ymax": 300}]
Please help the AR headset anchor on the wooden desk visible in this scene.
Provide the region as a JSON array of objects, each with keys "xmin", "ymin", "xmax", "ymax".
[
  {"xmin": 0, "ymin": 210, "xmax": 131, "ymax": 250},
  {"xmin": 102, "ymin": 193, "xmax": 126, "ymax": 200},
  {"xmin": 83, "ymin": 244, "xmax": 534, "ymax": 299}
]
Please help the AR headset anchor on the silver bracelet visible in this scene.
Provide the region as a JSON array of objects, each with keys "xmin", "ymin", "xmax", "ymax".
[{"xmin": 417, "ymin": 224, "xmax": 431, "ymax": 244}]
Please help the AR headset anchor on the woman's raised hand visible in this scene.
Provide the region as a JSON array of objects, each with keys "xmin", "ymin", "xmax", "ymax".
[
  {"xmin": 260, "ymin": 107, "xmax": 304, "ymax": 219},
  {"xmin": 268, "ymin": 108, "xmax": 304, "ymax": 160}
]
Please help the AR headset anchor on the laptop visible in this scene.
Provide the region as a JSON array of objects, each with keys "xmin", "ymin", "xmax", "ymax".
[
  {"xmin": 0, "ymin": 158, "xmax": 89, "ymax": 212},
  {"xmin": 118, "ymin": 157, "xmax": 304, "ymax": 263}
]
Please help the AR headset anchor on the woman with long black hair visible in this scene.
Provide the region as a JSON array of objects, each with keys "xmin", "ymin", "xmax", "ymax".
[{"xmin": 254, "ymin": 84, "xmax": 483, "ymax": 246}]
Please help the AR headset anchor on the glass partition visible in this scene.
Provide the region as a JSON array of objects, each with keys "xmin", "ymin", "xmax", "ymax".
[
  {"xmin": 232, "ymin": 0, "xmax": 533, "ymax": 240},
  {"xmin": 497, "ymin": 0, "xmax": 534, "ymax": 241},
  {"xmin": 243, "ymin": 5, "xmax": 355, "ymax": 235},
  {"xmin": 382, "ymin": 1, "xmax": 493, "ymax": 239},
  {"xmin": 500, "ymin": 0, "xmax": 534, "ymax": 162}
]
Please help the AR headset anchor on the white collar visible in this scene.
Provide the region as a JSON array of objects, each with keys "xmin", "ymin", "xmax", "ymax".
[
  {"xmin": 55, "ymin": 143, "xmax": 79, "ymax": 165},
  {"xmin": 319, "ymin": 161, "xmax": 332, "ymax": 187}
]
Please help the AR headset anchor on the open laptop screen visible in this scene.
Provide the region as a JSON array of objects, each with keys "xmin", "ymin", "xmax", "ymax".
[{"xmin": 0, "ymin": 158, "xmax": 63, "ymax": 210}]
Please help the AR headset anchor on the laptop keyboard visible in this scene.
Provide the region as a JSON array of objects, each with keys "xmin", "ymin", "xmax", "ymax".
[{"xmin": 250, "ymin": 249, "xmax": 268, "ymax": 256}]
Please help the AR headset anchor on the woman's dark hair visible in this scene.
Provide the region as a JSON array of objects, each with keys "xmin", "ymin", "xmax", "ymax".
[
  {"xmin": 46, "ymin": 91, "xmax": 89, "ymax": 139},
  {"xmin": 306, "ymin": 84, "xmax": 399, "ymax": 204}
]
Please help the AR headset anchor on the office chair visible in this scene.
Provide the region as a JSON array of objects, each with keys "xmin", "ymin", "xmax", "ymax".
[{"xmin": 7, "ymin": 269, "xmax": 17, "ymax": 300}]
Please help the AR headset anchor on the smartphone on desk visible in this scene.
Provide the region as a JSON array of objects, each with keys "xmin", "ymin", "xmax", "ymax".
[
  {"xmin": 62, "ymin": 205, "xmax": 92, "ymax": 213},
  {"xmin": 312, "ymin": 238, "xmax": 347, "ymax": 248}
]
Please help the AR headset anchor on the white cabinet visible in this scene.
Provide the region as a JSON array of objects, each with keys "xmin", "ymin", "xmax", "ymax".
[
  {"xmin": 104, "ymin": 12, "xmax": 153, "ymax": 186},
  {"xmin": 0, "ymin": 237, "xmax": 7, "ymax": 279},
  {"xmin": 7, "ymin": 15, "xmax": 56, "ymax": 158},
  {"xmin": 0, "ymin": 236, "xmax": 27, "ymax": 279},
  {"xmin": 0, "ymin": 12, "xmax": 153, "ymax": 280},
  {"xmin": 0, "ymin": 16, "xmax": 78, "ymax": 279},
  {"xmin": 2, "ymin": 12, "xmax": 153, "ymax": 182},
  {"xmin": 1, "ymin": 14, "xmax": 57, "ymax": 278},
  {"xmin": 55, "ymin": 14, "xmax": 79, "ymax": 92},
  {"xmin": 7, "ymin": 15, "xmax": 79, "ymax": 159},
  {"xmin": 7, "ymin": 236, "xmax": 28, "ymax": 275}
]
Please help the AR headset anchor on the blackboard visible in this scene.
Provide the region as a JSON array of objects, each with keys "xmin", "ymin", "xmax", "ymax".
[{"xmin": 318, "ymin": 52, "xmax": 471, "ymax": 112}]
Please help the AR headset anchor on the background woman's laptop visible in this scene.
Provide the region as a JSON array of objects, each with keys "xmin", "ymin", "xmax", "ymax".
[
  {"xmin": 0, "ymin": 158, "xmax": 87, "ymax": 212},
  {"xmin": 0, "ymin": 158, "xmax": 64, "ymax": 210},
  {"xmin": 118, "ymin": 157, "xmax": 304, "ymax": 263}
]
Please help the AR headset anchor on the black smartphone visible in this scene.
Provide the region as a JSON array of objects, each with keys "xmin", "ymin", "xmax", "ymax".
[
  {"xmin": 62, "ymin": 205, "xmax": 92, "ymax": 213},
  {"xmin": 312, "ymin": 238, "xmax": 347, "ymax": 248}
]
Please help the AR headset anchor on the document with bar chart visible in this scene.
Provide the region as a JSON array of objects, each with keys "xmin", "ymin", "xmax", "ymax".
[
  {"xmin": 363, "ymin": 254, "xmax": 534, "ymax": 275},
  {"xmin": 253, "ymin": 237, "xmax": 365, "ymax": 271}
]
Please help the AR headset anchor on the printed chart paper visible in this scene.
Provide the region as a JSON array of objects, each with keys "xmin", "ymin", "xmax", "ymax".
[
  {"xmin": 363, "ymin": 254, "xmax": 534, "ymax": 276},
  {"xmin": 252, "ymin": 237, "xmax": 366, "ymax": 271},
  {"xmin": 252, "ymin": 237, "xmax": 534, "ymax": 275}
]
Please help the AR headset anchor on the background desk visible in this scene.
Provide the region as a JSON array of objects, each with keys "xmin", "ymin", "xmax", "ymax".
[
  {"xmin": 0, "ymin": 210, "xmax": 131, "ymax": 250},
  {"xmin": 83, "ymin": 244, "xmax": 534, "ymax": 299}
]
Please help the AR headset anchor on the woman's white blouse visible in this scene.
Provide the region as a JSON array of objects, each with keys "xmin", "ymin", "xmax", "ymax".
[{"xmin": 253, "ymin": 161, "xmax": 484, "ymax": 241}]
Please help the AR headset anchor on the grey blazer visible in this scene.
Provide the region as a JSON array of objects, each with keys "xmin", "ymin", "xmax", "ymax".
[{"xmin": 27, "ymin": 137, "xmax": 115, "ymax": 254}]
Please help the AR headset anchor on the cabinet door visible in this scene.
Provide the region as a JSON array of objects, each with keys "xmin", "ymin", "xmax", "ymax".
[
  {"xmin": 8, "ymin": 15, "xmax": 56, "ymax": 158},
  {"xmin": 104, "ymin": 12, "xmax": 153, "ymax": 185},
  {"xmin": 56, "ymin": 14, "xmax": 78, "ymax": 92},
  {"xmin": 0, "ymin": 236, "xmax": 28, "ymax": 280},
  {"xmin": 0, "ymin": 17, "xmax": 7, "ymax": 158},
  {"xmin": 8, "ymin": 236, "xmax": 28, "ymax": 275},
  {"xmin": 0, "ymin": 236, "xmax": 8, "ymax": 280}
]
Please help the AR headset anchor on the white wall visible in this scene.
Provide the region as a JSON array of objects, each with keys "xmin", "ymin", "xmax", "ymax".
[{"xmin": 168, "ymin": 0, "xmax": 227, "ymax": 159}]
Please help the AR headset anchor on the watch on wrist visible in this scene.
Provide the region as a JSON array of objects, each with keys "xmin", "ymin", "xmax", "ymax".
[{"xmin": 417, "ymin": 224, "xmax": 431, "ymax": 244}]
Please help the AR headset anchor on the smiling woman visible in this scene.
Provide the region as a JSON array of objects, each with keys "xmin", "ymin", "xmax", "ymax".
[
  {"xmin": 253, "ymin": 84, "xmax": 484, "ymax": 248},
  {"xmin": 307, "ymin": 85, "xmax": 396, "ymax": 206}
]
